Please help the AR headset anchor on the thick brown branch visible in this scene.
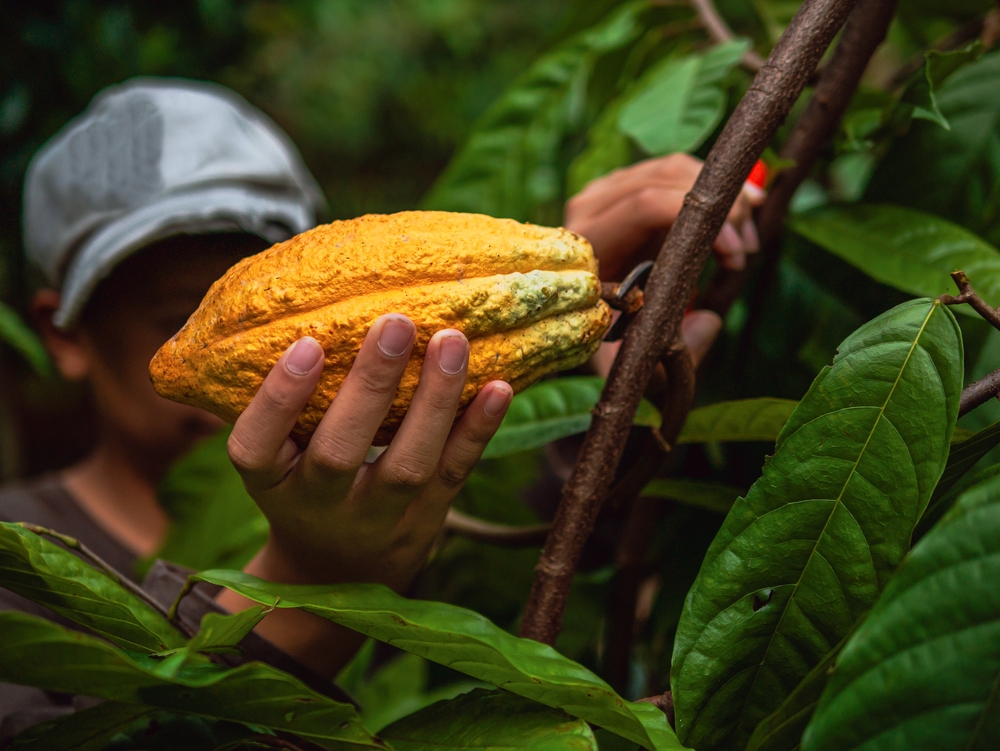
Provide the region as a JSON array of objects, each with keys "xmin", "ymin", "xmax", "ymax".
[
  {"xmin": 961, "ymin": 368, "xmax": 1000, "ymax": 417},
  {"xmin": 939, "ymin": 270, "xmax": 1000, "ymax": 331},
  {"xmin": 518, "ymin": 0, "xmax": 861, "ymax": 645},
  {"xmin": 690, "ymin": 0, "xmax": 766, "ymax": 71},
  {"xmin": 443, "ymin": 509, "xmax": 550, "ymax": 547},
  {"xmin": 701, "ymin": 0, "xmax": 900, "ymax": 318}
]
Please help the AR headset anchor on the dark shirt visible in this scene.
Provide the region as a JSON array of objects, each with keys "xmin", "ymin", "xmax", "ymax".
[{"xmin": 0, "ymin": 475, "xmax": 353, "ymax": 744}]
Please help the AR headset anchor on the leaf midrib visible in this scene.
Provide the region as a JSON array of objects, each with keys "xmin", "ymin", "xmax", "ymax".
[{"xmin": 728, "ymin": 300, "xmax": 941, "ymax": 740}]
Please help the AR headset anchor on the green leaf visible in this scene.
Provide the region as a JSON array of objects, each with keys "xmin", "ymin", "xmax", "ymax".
[
  {"xmin": 380, "ymin": 688, "xmax": 598, "ymax": 751},
  {"xmin": 618, "ymin": 39, "xmax": 749, "ymax": 156},
  {"xmin": 915, "ymin": 420, "xmax": 1000, "ymax": 542},
  {"xmin": 677, "ymin": 399, "xmax": 799, "ymax": 445},
  {"xmin": 866, "ymin": 50, "xmax": 1000, "ymax": 247},
  {"xmin": 0, "ymin": 611, "xmax": 378, "ymax": 748},
  {"xmin": 641, "ymin": 478, "xmax": 741, "ymax": 514},
  {"xmin": 0, "ymin": 522, "xmax": 185, "ymax": 653},
  {"xmin": 7, "ymin": 702, "xmax": 261, "ymax": 751},
  {"xmin": 745, "ymin": 623, "xmax": 861, "ymax": 751},
  {"xmin": 901, "ymin": 42, "xmax": 983, "ymax": 130},
  {"xmin": 421, "ymin": 2, "xmax": 649, "ymax": 221},
  {"xmin": 802, "ymin": 472, "xmax": 1000, "ymax": 750},
  {"xmin": 567, "ymin": 98, "xmax": 633, "ymax": 195},
  {"xmin": 0, "ymin": 299, "xmax": 51, "ymax": 377},
  {"xmin": 481, "ymin": 377, "xmax": 661, "ymax": 460},
  {"xmin": 789, "ymin": 204, "xmax": 1000, "ymax": 313},
  {"xmin": 152, "ymin": 427, "xmax": 268, "ymax": 574},
  {"xmin": 192, "ymin": 570, "xmax": 685, "ymax": 751},
  {"xmin": 187, "ymin": 606, "xmax": 270, "ymax": 654},
  {"xmin": 354, "ymin": 652, "xmax": 483, "ymax": 734},
  {"xmin": 671, "ymin": 299, "xmax": 963, "ymax": 751}
]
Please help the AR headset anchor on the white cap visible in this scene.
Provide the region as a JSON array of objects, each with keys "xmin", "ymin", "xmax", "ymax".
[{"xmin": 23, "ymin": 77, "xmax": 325, "ymax": 328}]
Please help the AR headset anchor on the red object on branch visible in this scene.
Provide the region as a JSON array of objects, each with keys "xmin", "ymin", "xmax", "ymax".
[{"xmin": 746, "ymin": 159, "xmax": 768, "ymax": 189}]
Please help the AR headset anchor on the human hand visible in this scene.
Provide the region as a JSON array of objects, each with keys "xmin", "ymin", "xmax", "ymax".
[
  {"xmin": 225, "ymin": 315, "xmax": 513, "ymax": 592},
  {"xmin": 564, "ymin": 153, "xmax": 766, "ymax": 282}
]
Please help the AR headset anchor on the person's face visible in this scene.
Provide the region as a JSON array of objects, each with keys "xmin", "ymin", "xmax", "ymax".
[{"xmin": 34, "ymin": 233, "xmax": 269, "ymax": 475}]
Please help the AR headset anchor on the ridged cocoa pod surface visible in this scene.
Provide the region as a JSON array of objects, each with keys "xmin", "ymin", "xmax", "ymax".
[{"xmin": 150, "ymin": 210, "xmax": 611, "ymax": 446}]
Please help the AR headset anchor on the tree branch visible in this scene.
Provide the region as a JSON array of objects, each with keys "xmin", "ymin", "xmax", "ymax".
[
  {"xmin": 690, "ymin": 0, "xmax": 766, "ymax": 71},
  {"xmin": 443, "ymin": 509, "xmax": 550, "ymax": 547},
  {"xmin": 701, "ymin": 0, "xmax": 901, "ymax": 318},
  {"xmin": 518, "ymin": 0, "xmax": 861, "ymax": 645}
]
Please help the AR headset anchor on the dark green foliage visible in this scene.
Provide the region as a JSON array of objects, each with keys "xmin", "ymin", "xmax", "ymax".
[
  {"xmin": 672, "ymin": 299, "xmax": 963, "ymax": 750},
  {"xmin": 803, "ymin": 472, "xmax": 1000, "ymax": 750}
]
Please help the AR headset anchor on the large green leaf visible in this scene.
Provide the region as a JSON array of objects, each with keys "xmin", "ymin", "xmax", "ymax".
[
  {"xmin": 671, "ymin": 299, "xmax": 963, "ymax": 751},
  {"xmin": 0, "ymin": 522, "xmax": 184, "ymax": 653},
  {"xmin": 677, "ymin": 399, "xmax": 799, "ymax": 445},
  {"xmin": 898, "ymin": 43, "xmax": 983, "ymax": 130},
  {"xmin": 618, "ymin": 40, "xmax": 749, "ymax": 156},
  {"xmin": 0, "ymin": 299, "xmax": 51, "ymax": 377},
  {"xmin": 481, "ymin": 376, "xmax": 661, "ymax": 459},
  {"xmin": 802, "ymin": 472, "xmax": 1000, "ymax": 750},
  {"xmin": 0, "ymin": 611, "xmax": 377, "ymax": 748},
  {"xmin": 192, "ymin": 570, "xmax": 684, "ymax": 751},
  {"xmin": 379, "ymin": 689, "xmax": 598, "ymax": 751},
  {"xmin": 152, "ymin": 427, "xmax": 268, "ymax": 574},
  {"xmin": 421, "ymin": 2, "xmax": 649, "ymax": 221},
  {"xmin": 866, "ymin": 49, "xmax": 1000, "ymax": 246},
  {"xmin": 567, "ymin": 97, "xmax": 633, "ymax": 195},
  {"xmin": 789, "ymin": 204, "xmax": 1000, "ymax": 314}
]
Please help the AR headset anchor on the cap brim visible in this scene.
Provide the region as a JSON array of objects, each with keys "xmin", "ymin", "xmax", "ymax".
[{"xmin": 54, "ymin": 185, "xmax": 314, "ymax": 328}]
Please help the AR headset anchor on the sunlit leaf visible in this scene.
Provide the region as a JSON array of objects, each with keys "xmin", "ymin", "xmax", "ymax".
[
  {"xmin": 481, "ymin": 376, "xmax": 660, "ymax": 460},
  {"xmin": 618, "ymin": 40, "xmax": 749, "ymax": 156},
  {"xmin": 803, "ymin": 473, "xmax": 1000, "ymax": 750},
  {"xmin": 0, "ymin": 522, "xmax": 184, "ymax": 653},
  {"xmin": 380, "ymin": 689, "xmax": 598, "ymax": 751},
  {"xmin": 0, "ymin": 611, "xmax": 376, "ymax": 748},
  {"xmin": 789, "ymin": 204, "xmax": 1000, "ymax": 312},
  {"xmin": 193, "ymin": 570, "xmax": 684, "ymax": 750},
  {"xmin": 677, "ymin": 398, "xmax": 799, "ymax": 445},
  {"xmin": 671, "ymin": 299, "xmax": 963, "ymax": 750}
]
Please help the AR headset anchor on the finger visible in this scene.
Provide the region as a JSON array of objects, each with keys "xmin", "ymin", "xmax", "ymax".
[
  {"xmin": 741, "ymin": 219, "xmax": 760, "ymax": 253},
  {"xmin": 681, "ymin": 310, "xmax": 723, "ymax": 368},
  {"xmin": 227, "ymin": 336, "xmax": 324, "ymax": 490},
  {"xmin": 304, "ymin": 314, "xmax": 415, "ymax": 479},
  {"xmin": 714, "ymin": 222, "xmax": 747, "ymax": 270},
  {"xmin": 567, "ymin": 154, "xmax": 702, "ymax": 221},
  {"xmin": 366, "ymin": 329, "xmax": 470, "ymax": 509},
  {"xmin": 742, "ymin": 181, "xmax": 767, "ymax": 206},
  {"xmin": 725, "ymin": 191, "xmax": 754, "ymax": 228},
  {"xmin": 405, "ymin": 380, "xmax": 513, "ymax": 522}
]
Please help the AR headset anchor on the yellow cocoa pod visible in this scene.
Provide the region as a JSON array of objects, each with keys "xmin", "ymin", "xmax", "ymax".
[{"xmin": 149, "ymin": 210, "xmax": 611, "ymax": 446}]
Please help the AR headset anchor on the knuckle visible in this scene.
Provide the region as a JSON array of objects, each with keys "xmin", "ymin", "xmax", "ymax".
[
  {"xmin": 382, "ymin": 461, "xmax": 433, "ymax": 493},
  {"xmin": 307, "ymin": 435, "xmax": 359, "ymax": 476},
  {"xmin": 437, "ymin": 460, "xmax": 472, "ymax": 490},
  {"xmin": 227, "ymin": 433, "xmax": 263, "ymax": 474},
  {"xmin": 632, "ymin": 187, "xmax": 662, "ymax": 214},
  {"xmin": 353, "ymin": 367, "xmax": 400, "ymax": 400}
]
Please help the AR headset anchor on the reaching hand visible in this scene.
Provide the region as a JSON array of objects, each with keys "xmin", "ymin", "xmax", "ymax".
[{"xmin": 564, "ymin": 153, "xmax": 766, "ymax": 281}]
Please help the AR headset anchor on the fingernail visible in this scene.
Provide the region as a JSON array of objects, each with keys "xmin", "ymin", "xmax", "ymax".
[
  {"xmin": 285, "ymin": 337, "xmax": 323, "ymax": 375},
  {"xmin": 438, "ymin": 332, "xmax": 468, "ymax": 375},
  {"xmin": 742, "ymin": 220, "xmax": 760, "ymax": 252},
  {"xmin": 483, "ymin": 384, "xmax": 512, "ymax": 417},
  {"xmin": 742, "ymin": 182, "xmax": 766, "ymax": 202},
  {"xmin": 377, "ymin": 316, "xmax": 414, "ymax": 357},
  {"xmin": 716, "ymin": 223, "xmax": 742, "ymax": 255}
]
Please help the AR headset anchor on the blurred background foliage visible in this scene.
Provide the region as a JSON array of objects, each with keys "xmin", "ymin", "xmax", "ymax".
[{"xmin": 2, "ymin": 0, "xmax": 1000, "ymax": 712}]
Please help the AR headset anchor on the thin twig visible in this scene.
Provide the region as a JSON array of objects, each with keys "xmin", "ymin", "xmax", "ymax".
[
  {"xmin": 939, "ymin": 271, "xmax": 1000, "ymax": 416},
  {"xmin": 518, "ymin": 0, "xmax": 861, "ymax": 646},
  {"xmin": 690, "ymin": 0, "xmax": 766, "ymax": 71},
  {"xmin": 701, "ymin": 0, "xmax": 900, "ymax": 330},
  {"xmin": 17, "ymin": 523, "xmax": 194, "ymax": 638},
  {"xmin": 443, "ymin": 509, "xmax": 550, "ymax": 547}
]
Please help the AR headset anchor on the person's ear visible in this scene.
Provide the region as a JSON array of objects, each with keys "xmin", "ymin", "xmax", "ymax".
[{"xmin": 31, "ymin": 289, "xmax": 91, "ymax": 381}]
